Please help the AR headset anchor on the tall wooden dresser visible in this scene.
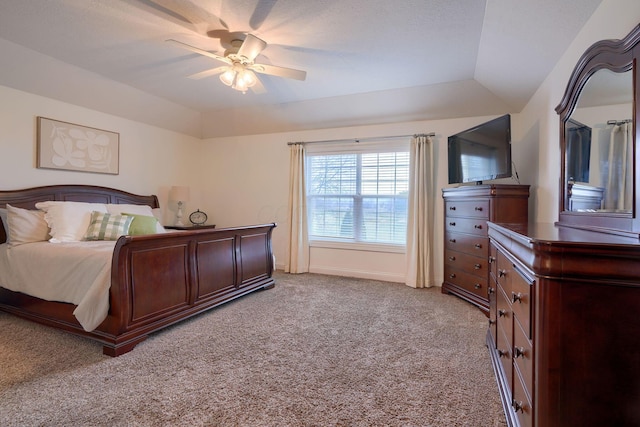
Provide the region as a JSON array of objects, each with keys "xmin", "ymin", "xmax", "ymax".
[
  {"xmin": 487, "ymin": 222, "xmax": 640, "ymax": 427},
  {"xmin": 485, "ymin": 23, "xmax": 640, "ymax": 427},
  {"xmin": 442, "ymin": 184, "xmax": 529, "ymax": 314}
]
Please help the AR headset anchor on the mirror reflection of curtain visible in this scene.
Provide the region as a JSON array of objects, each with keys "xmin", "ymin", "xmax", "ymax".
[
  {"xmin": 566, "ymin": 119, "xmax": 592, "ymax": 183},
  {"xmin": 603, "ymin": 122, "xmax": 633, "ymax": 210}
]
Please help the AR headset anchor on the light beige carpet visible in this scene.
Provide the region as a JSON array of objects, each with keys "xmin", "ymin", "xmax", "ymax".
[{"xmin": 0, "ymin": 272, "xmax": 506, "ymax": 426}]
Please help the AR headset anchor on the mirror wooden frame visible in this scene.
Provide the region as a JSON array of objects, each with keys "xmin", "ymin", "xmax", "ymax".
[{"xmin": 556, "ymin": 23, "xmax": 640, "ymax": 237}]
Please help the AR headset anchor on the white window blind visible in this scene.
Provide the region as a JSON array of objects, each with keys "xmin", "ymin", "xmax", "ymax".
[{"xmin": 306, "ymin": 140, "xmax": 409, "ymax": 246}]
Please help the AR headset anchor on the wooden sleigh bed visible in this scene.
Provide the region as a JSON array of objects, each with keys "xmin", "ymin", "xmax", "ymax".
[{"xmin": 0, "ymin": 184, "xmax": 276, "ymax": 356}]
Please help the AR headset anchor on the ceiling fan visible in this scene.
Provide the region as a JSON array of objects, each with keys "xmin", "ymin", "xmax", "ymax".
[{"xmin": 167, "ymin": 34, "xmax": 307, "ymax": 94}]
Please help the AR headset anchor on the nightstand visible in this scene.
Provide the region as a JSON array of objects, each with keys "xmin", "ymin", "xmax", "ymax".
[{"xmin": 165, "ymin": 224, "xmax": 216, "ymax": 230}]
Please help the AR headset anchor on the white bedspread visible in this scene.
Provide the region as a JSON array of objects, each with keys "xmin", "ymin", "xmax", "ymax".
[{"xmin": 0, "ymin": 241, "xmax": 115, "ymax": 331}]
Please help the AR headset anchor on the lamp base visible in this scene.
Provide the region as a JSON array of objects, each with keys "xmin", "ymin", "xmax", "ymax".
[{"xmin": 175, "ymin": 201, "xmax": 185, "ymax": 226}]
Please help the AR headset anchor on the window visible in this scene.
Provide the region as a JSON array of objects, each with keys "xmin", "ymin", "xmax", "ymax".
[{"xmin": 306, "ymin": 142, "xmax": 409, "ymax": 246}]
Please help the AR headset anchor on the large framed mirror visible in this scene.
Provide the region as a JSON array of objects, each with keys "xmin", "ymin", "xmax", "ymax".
[{"xmin": 556, "ymin": 24, "xmax": 640, "ymax": 237}]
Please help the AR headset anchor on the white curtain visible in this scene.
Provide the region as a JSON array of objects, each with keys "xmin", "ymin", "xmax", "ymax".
[
  {"xmin": 604, "ymin": 122, "xmax": 633, "ymax": 211},
  {"xmin": 285, "ymin": 143, "xmax": 309, "ymax": 273},
  {"xmin": 405, "ymin": 134, "xmax": 435, "ymax": 288}
]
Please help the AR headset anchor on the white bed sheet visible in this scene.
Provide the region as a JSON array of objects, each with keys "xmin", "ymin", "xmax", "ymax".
[{"xmin": 0, "ymin": 240, "xmax": 115, "ymax": 331}]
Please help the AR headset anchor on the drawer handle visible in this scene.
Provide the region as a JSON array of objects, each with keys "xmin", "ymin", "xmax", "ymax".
[
  {"xmin": 475, "ymin": 243, "xmax": 483, "ymax": 249},
  {"xmin": 474, "ymin": 264, "xmax": 481, "ymax": 270},
  {"xmin": 498, "ymin": 309, "xmax": 507, "ymax": 317},
  {"xmin": 512, "ymin": 292, "xmax": 524, "ymax": 303},
  {"xmin": 488, "ymin": 255, "xmax": 494, "ymax": 262},
  {"xmin": 489, "ymin": 319, "xmax": 496, "ymax": 325},
  {"xmin": 449, "ymin": 238, "xmax": 456, "ymax": 243},
  {"xmin": 475, "ymin": 206, "xmax": 483, "ymax": 211},
  {"xmin": 448, "ymin": 256, "xmax": 456, "ymax": 261},
  {"xmin": 512, "ymin": 399, "xmax": 525, "ymax": 413},
  {"xmin": 514, "ymin": 346, "xmax": 526, "ymax": 359},
  {"xmin": 474, "ymin": 224, "xmax": 483, "ymax": 229},
  {"xmin": 498, "ymin": 269, "xmax": 506, "ymax": 278},
  {"xmin": 449, "ymin": 206, "xmax": 456, "ymax": 210},
  {"xmin": 474, "ymin": 283, "xmax": 482, "ymax": 289},
  {"xmin": 497, "ymin": 349, "xmax": 509, "ymax": 358},
  {"xmin": 488, "ymin": 287, "xmax": 495, "ymax": 294},
  {"xmin": 449, "ymin": 222, "xmax": 456, "ymax": 226},
  {"xmin": 449, "ymin": 273, "xmax": 456, "ymax": 279}
]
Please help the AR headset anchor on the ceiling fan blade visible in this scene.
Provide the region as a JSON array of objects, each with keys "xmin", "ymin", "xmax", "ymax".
[
  {"xmin": 238, "ymin": 34, "xmax": 267, "ymax": 61},
  {"xmin": 166, "ymin": 39, "xmax": 231, "ymax": 65},
  {"xmin": 249, "ymin": 63, "xmax": 307, "ymax": 81},
  {"xmin": 188, "ymin": 66, "xmax": 229, "ymax": 80},
  {"xmin": 137, "ymin": 0, "xmax": 193, "ymax": 25},
  {"xmin": 133, "ymin": 0, "xmax": 228, "ymax": 34},
  {"xmin": 249, "ymin": 0, "xmax": 277, "ymax": 30}
]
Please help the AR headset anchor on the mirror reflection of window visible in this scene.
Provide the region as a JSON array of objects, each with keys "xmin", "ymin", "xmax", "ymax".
[
  {"xmin": 567, "ymin": 68, "xmax": 633, "ymax": 213},
  {"xmin": 601, "ymin": 120, "xmax": 633, "ymax": 211},
  {"xmin": 566, "ymin": 119, "xmax": 592, "ymax": 183}
]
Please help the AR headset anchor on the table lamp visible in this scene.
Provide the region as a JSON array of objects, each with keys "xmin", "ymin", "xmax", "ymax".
[{"xmin": 169, "ymin": 186, "xmax": 190, "ymax": 226}]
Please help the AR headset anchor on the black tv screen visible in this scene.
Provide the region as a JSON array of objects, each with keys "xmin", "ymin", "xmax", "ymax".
[{"xmin": 448, "ymin": 114, "xmax": 512, "ymax": 184}]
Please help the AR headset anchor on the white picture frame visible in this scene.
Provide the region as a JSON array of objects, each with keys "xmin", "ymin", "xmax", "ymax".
[{"xmin": 37, "ymin": 117, "xmax": 119, "ymax": 175}]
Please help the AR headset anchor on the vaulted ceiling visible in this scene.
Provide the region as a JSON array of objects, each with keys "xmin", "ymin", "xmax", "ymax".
[{"xmin": 0, "ymin": 0, "xmax": 603, "ymax": 138}]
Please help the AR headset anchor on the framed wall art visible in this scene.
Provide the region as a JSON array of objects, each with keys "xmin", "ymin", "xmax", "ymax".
[{"xmin": 37, "ymin": 117, "xmax": 119, "ymax": 175}]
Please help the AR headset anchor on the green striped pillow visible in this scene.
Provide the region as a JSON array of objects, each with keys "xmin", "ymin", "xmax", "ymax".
[{"xmin": 83, "ymin": 211, "xmax": 133, "ymax": 241}]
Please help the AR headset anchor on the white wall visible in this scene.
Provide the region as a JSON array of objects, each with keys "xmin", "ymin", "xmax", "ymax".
[
  {"xmin": 200, "ymin": 115, "xmax": 523, "ymax": 284},
  {"xmin": 0, "ymin": 85, "xmax": 203, "ymax": 226},
  {"xmin": 2, "ymin": 81, "xmax": 512, "ymax": 285},
  {"xmin": 199, "ymin": 0, "xmax": 640, "ymax": 284},
  {"xmin": 518, "ymin": 0, "xmax": 640, "ymax": 223},
  {"xmin": 2, "ymin": 0, "xmax": 637, "ymax": 285}
]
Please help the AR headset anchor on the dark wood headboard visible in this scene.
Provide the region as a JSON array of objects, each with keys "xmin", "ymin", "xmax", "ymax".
[{"xmin": 0, "ymin": 185, "xmax": 159, "ymax": 244}]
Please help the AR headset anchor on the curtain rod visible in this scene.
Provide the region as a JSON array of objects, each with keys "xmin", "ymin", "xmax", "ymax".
[
  {"xmin": 287, "ymin": 133, "xmax": 435, "ymax": 146},
  {"xmin": 607, "ymin": 119, "xmax": 632, "ymax": 125}
]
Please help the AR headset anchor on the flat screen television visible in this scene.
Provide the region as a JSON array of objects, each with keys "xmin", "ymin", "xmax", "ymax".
[{"xmin": 448, "ymin": 114, "xmax": 512, "ymax": 184}]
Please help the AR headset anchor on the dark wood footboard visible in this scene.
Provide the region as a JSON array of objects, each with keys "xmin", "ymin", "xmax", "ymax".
[
  {"xmin": 0, "ymin": 224, "xmax": 276, "ymax": 356},
  {"xmin": 101, "ymin": 224, "xmax": 276, "ymax": 356},
  {"xmin": 0, "ymin": 185, "xmax": 276, "ymax": 356}
]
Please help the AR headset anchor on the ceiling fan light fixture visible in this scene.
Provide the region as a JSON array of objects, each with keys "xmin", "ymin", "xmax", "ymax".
[
  {"xmin": 239, "ymin": 69, "xmax": 257, "ymax": 87},
  {"xmin": 219, "ymin": 68, "xmax": 236, "ymax": 86},
  {"xmin": 233, "ymin": 79, "xmax": 248, "ymax": 93},
  {"xmin": 219, "ymin": 66, "xmax": 258, "ymax": 94},
  {"xmin": 169, "ymin": 34, "xmax": 306, "ymax": 95},
  {"xmin": 167, "ymin": 34, "xmax": 307, "ymax": 94}
]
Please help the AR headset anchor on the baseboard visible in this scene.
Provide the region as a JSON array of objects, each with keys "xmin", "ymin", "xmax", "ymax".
[
  {"xmin": 308, "ymin": 266, "xmax": 404, "ymax": 283},
  {"xmin": 274, "ymin": 263, "xmax": 405, "ymax": 284}
]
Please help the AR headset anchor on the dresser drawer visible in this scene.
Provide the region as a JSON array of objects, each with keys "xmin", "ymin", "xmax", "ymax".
[
  {"xmin": 488, "ymin": 286, "xmax": 497, "ymax": 346},
  {"xmin": 489, "ymin": 243, "xmax": 498, "ymax": 280},
  {"xmin": 445, "ymin": 200, "xmax": 490, "ymax": 218},
  {"xmin": 445, "ymin": 232, "xmax": 488, "ymax": 255},
  {"xmin": 444, "ymin": 250, "xmax": 486, "ymax": 278},
  {"xmin": 444, "ymin": 265, "xmax": 487, "ymax": 297},
  {"xmin": 511, "ymin": 265, "xmax": 533, "ymax": 339},
  {"xmin": 496, "ymin": 285, "xmax": 512, "ymax": 333},
  {"xmin": 497, "ymin": 320, "xmax": 512, "ymax": 392},
  {"xmin": 512, "ymin": 367, "xmax": 533, "ymax": 427},
  {"xmin": 513, "ymin": 318, "xmax": 533, "ymax": 398},
  {"xmin": 445, "ymin": 217, "xmax": 487, "ymax": 236},
  {"xmin": 495, "ymin": 250, "xmax": 512, "ymax": 297}
]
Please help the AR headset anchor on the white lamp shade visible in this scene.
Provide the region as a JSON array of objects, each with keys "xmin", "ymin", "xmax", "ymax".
[
  {"xmin": 219, "ymin": 68, "xmax": 235, "ymax": 86},
  {"xmin": 169, "ymin": 186, "xmax": 190, "ymax": 202}
]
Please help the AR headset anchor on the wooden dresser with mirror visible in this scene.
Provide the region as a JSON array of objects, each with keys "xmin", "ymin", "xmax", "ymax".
[{"xmin": 487, "ymin": 23, "xmax": 640, "ymax": 427}]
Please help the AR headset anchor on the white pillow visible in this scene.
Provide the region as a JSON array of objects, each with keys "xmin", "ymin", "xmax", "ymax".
[
  {"xmin": 35, "ymin": 201, "xmax": 108, "ymax": 243},
  {"xmin": 106, "ymin": 204, "xmax": 166, "ymax": 233},
  {"xmin": 151, "ymin": 208, "xmax": 166, "ymax": 231},
  {"xmin": 6, "ymin": 204, "xmax": 50, "ymax": 247},
  {"xmin": 0, "ymin": 207, "xmax": 8, "ymax": 242}
]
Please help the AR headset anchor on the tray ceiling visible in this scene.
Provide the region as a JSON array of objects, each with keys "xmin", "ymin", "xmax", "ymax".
[{"xmin": 0, "ymin": 0, "xmax": 603, "ymax": 137}]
